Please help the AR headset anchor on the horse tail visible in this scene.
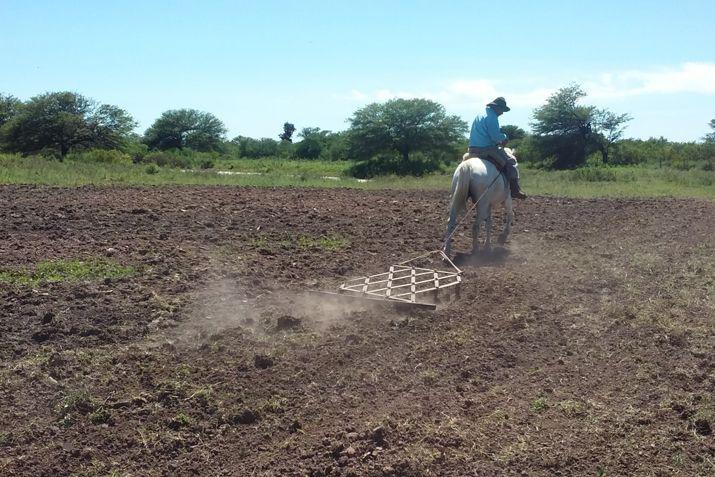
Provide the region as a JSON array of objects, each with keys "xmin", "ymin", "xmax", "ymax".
[{"xmin": 449, "ymin": 160, "xmax": 471, "ymax": 216}]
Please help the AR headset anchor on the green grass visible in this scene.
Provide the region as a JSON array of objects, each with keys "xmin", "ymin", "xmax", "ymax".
[
  {"xmin": 1, "ymin": 153, "xmax": 713, "ymax": 199},
  {"xmin": 0, "ymin": 258, "xmax": 134, "ymax": 286},
  {"xmin": 249, "ymin": 234, "xmax": 349, "ymax": 252},
  {"xmin": 522, "ymin": 165, "xmax": 715, "ymax": 199},
  {"xmin": 216, "ymin": 157, "xmax": 350, "ymax": 177},
  {"xmin": 296, "ymin": 234, "xmax": 348, "ymax": 251}
]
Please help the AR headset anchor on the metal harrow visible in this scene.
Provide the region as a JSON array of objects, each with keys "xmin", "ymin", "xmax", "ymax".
[{"xmin": 315, "ymin": 250, "xmax": 462, "ymax": 310}]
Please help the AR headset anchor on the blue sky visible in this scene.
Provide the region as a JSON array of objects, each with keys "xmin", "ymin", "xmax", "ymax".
[{"xmin": 1, "ymin": 0, "xmax": 714, "ymax": 141}]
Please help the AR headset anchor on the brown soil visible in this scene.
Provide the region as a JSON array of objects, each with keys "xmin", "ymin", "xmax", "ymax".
[{"xmin": 1, "ymin": 185, "xmax": 714, "ymax": 476}]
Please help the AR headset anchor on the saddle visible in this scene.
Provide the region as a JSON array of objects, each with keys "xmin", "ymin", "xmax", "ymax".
[{"xmin": 463, "ymin": 152, "xmax": 506, "ymax": 172}]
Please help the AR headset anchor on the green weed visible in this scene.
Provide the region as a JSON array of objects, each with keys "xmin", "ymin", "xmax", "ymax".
[
  {"xmin": 168, "ymin": 413, "xmax": 191, "ymax": 429},
  {"xmin": 0, "ymin": 258, "xmax": 134, "ymax": 286},
  {"xmin": 558, "ymin": 399, "xmax": 586, "ymax": 417},
  {"xmin": 55, "ymin": 389, "xmax": 106, "ymax": 427},
  {"xmin": 88, "ymin": 407, "xmax": 112, "ymax": 424},
  {"xmin": 260, "ymin": 396, "xmax": 288, "ymax": 414},
  {"xmin": 251, "ymin": 234, "xmax": 348, "ymax": 252},
  {"xmin": 531, "ymin": 397, "xmax": 548, "ymax": 412},
  {"xmin": 155, "ymin": 379, "xmax": 187, "ymax": 405},
  {"xmin": 56, "ymin": 390, "xmax": 97, "ymax": 418},
  {"xmin": 297, "ymin": 234, "xmax": 348, "ymax": 251}
]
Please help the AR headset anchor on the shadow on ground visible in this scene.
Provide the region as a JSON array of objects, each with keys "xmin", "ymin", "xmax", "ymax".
[{"xmin": 452, "ymin": 246, "xmax": 512, "ymax": 268}]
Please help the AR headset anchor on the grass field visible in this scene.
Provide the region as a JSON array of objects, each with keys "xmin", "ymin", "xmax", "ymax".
[{"xmin": 1, "ymin": 153, "xmax": 713, "ymax": 199}]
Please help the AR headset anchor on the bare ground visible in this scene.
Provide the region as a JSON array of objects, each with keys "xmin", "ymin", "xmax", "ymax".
[{"xmin": 1, "ymin": 185, "xmax": 714, "ymax": 476}]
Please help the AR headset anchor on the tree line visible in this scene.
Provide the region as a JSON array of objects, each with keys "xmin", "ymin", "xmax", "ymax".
[{"xmin": 1, "ymin": 87, "xmax": 713, "ymax": 176}]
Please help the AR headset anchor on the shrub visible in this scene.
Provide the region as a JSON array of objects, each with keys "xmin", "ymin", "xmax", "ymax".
[
  {"xmin": 572, "ymin": 167, "xmax": 619, "ymax": 182},
  {"xmin": 67, "ymin": 149, "xmax": 132, "ymax": 164},
  {"xmin": 124, "ymin": 139, "xmax": 149, "ymax": 163},
  {"xmin": 142, "ymin": 151, "xmax": 193, "ymax": 169},
  {"xmin": 198, "ymin": 159, "xmax": 215, "ymax": 169},
  {"xmin": 348, "ymin": 152, "xmax": 444, "ymax": 178}
]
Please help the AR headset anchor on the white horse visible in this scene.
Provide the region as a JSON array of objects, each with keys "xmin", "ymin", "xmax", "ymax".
[{"xmin": 443, "ymin": 150, "xmax": 514, "ymax": 256}]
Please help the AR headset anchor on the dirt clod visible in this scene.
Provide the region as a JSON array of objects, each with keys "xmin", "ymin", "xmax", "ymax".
[
  {"xmin": 371, "ymin": 426, "xmax": 386, "ymax": 446},
  {"xmin": 276, "ymin": 315, "xmax": 302, "ymax": 331},
  {"xmin": 254, "ymin": 354, "xmax": 274, "ymax": 369},
  {"xmin": 233, "ymin": 409, "xmax": 259, "ymax": 425},
  {"xmin": 694, "ymin": 418, "xmax": 712, "ymax": 436}
]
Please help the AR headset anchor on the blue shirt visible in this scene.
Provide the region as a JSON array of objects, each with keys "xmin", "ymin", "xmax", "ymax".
[{"xmin": 469, "ymin": 106, "xmax": 507, "ymax": 148}]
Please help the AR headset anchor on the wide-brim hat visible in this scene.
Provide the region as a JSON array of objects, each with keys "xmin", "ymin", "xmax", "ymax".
[{"xmin": 487, "ymin": 97, "xmax": 510, "ymax": 112}]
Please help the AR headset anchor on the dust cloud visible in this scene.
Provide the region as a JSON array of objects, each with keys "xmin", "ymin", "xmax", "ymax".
[{"xmin": 164, "ymin": 279, "xmax": 382, "ymax": 346}]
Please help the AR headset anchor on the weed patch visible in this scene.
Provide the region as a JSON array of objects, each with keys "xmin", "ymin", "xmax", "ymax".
[
  {"xmin": 557, "ymin": 399, "xmax": 586, "ymax": 417},
  {"xmin": 531, "ymin": 397, "xmax": 548, "ymax": 412},
  {"xmin": 250, "ymin": 234, "xmax": 348, "ymax": 252},
  {"xmin": 297, "ymin": 234, "xmax": 348, "ymax": 251},
  {"xmin": 260, "ymin": 396, "xmax": 288, "ymax": 414},
  {"xmin": 168, "ymin": 413, "xmax": 191, "ymax": 430},
  {"xmin": 55, "ymin": 389, "xmax": 107, "ymax": 426},
  {"xmin": 0, "ymin": 258, "xmax": 134, "ymax": 286}
]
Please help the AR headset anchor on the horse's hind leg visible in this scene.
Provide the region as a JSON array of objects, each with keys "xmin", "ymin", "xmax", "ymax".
[
  {"xmin": 498, "ymin": 198, "xmax": 514, "ymax": 245},
  {"xmin": 444, "ymin": 202, "xmax": 460, "ymax": 256},
  {"xmin": 472, "ymin": 204, "xmax": 490, "ymax": 254},
  {"xmin": 471, "ymin": 210, "xmax": 481, "ymax": 254},
  {"xmin": 484, "ymin": 205, "xmax": 493, "ymax": 251}
]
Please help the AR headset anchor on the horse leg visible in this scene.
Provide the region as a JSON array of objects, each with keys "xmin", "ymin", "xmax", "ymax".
[
  {"xmin": 444, "ymin": 204, "xmax": 460, "ymax": 256},
  {"xmin": 498, "ymin": 197, "xmax": 514, "ymax": 245},
  {"xmin": 484, "ymin": 205, "xmax": 493, "ymax": 251},
  {"xmin": 471, "ymin": 209, "xmax": 481, "ymax": 254},
  {"xmin": 472, "ymin": 203, "xmax": 490, "ymax": 254}
]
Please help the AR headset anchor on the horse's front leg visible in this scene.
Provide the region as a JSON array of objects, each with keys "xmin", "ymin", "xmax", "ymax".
[{"xmin": 498, "ymin": 198, "xmax": 514, "ymax": 245}]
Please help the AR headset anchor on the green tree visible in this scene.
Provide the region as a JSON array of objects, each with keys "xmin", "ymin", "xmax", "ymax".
[
  {"xmin": 591, "ymin": 109, "xmax": 632, "ymax": 164},
  {"xmin": 232, "ymin": 136, "xmax": 280, "ymax": 158},
  {"xmin": 501, "ymin": 124, "xmax": 527, "ymax": 141},
  {"xmin": 346, "ymin": 98, "xmax": 466, "ymax": 168},
  {"xmin": 530, "ymin": 84, "xmax": 630, "ymax": 168},
  {"xmin": 530, "ymin": 84, "xmax": 595, "ymax": 168},
  {"xmin": 0, "ymin": 91, "xmax": 136, "ymax": 158},
  {"xmin": 279, "ymin": 122, "xmax": 296, "ymax": 142},
  {"xmin": 704, "ymin": 119, "xmax": 715, "ymax": 143},
  {"xmin": 294, "ymin": 137, "xmax": 322, "ymax": 159},
  {"xmin": 0, "ymin": 93, "xmax": 22, "ymax": 129},
  {"xmin": 143, "ymin": 109, "xmax": 226, "ymax": 151},
  {"xmin": 293, "ymin": 127, "xmax": 335, "ymax": 159}
]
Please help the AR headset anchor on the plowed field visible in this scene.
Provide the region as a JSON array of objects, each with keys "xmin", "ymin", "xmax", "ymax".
[{"xmin": 1, "ymin": 185, "xmax": 714, "ymax": 476}]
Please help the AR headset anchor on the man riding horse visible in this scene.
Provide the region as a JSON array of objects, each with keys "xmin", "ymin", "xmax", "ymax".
[{"xmin": 465, "ymin": 97, "xmax": 527, "ymax": 199}]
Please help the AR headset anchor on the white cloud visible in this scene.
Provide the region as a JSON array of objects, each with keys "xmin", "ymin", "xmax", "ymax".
[
  {"xmin": 586, "ymin": 62, "xmax": 715, "ymax": 98},
  {"xmin": 341, "ymin": 79, "xmax": 552, "ymax": 110},
  {"xmin": 341, "ymin": 62, "xmax": 715, "ymax": 111}
]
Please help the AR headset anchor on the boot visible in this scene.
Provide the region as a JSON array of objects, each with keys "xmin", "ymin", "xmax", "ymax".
[{"xmin": 509, "ymin": 178, "xmax": 527, "ymax": 199}]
